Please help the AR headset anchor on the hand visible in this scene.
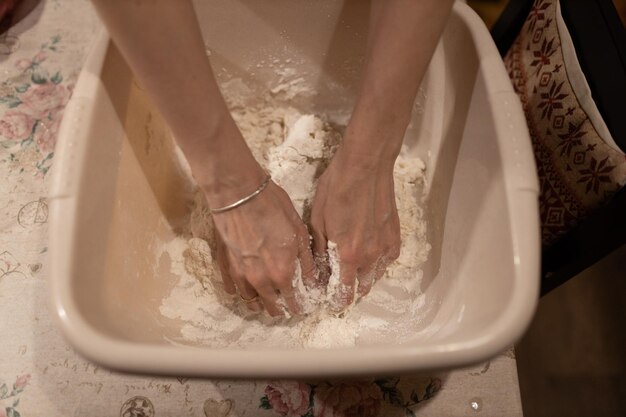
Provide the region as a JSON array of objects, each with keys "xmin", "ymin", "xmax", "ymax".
[
  {"xmin": 208, "ymin": 179, "xmax": 317, "ymax": 317},
  {"xmin": 310, "ymin": 144, "xmax": 401, "ymax": 311}
]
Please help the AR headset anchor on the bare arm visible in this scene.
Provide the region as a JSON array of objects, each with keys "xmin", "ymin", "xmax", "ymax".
[
  {"xmin": 348, "ymin": 0, "xmax": 454, "ymax": 162},
  {"xmin": 91, "ymin": 0, "xmax": 316, "ymax": 316},
  {"xmin": 90, "ymin": 0, "xmax": 264, "ymax": 205},
  {"xmin": 311, "ymin": 0, "xmax": 454, "ymax": 309}
]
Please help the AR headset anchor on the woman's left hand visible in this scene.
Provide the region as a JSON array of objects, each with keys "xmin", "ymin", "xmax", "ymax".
[{"xmin": 310, "ymin": 143, "xmax": 401, "ymax": 311}]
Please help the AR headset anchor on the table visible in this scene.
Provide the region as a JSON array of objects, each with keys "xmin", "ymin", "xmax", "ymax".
[{"xmin": 0, "ymin": 1, "xmax": 524, "ymax": 415}]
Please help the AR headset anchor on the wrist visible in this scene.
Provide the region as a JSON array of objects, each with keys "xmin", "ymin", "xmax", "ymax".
[
  {"xmin": 333, "ymin": 142, "xmax": 396, "ymax": 175},
  {"xmin": 338, "ymin": 124, "xmax": 402, "ymax": 173},
  {"xmin": 342, "ymin": 101, "xmax": 410, "ymax": 165},
  {"xmin": 183, "ymin": 119, "xmax": 267, "ymax": 208},
  {"xmin": 196, "ymin": 161, "xmax": 267, "ymax": 209}
]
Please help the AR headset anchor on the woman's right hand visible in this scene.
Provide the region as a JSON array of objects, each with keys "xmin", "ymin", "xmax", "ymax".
[
  {"xmin": 90, "ymin": 0, "xmax": 320, "ymax": 317},
  {"xmin": 210, "ymin": 179, "xmax": 317, "ymax": 316},
  {"xmin": 192, "ymin": 124, "xmax": 318, "ymax": 317}
]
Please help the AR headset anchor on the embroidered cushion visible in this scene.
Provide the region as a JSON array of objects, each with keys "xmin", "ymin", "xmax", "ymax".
[{"xmin": 504, "ymin": 0, "xmax": 626, "ymax": 246}]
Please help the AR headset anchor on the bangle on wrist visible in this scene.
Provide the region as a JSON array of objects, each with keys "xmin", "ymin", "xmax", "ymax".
[{"xmin": 209, "ymin": 174, "xmax": 272, "ymax": 214}]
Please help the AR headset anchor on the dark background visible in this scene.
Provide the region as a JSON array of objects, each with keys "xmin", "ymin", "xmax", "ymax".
[{"xmin": 467, "ymin": 1, "xmax": 626, "ymax": 416}]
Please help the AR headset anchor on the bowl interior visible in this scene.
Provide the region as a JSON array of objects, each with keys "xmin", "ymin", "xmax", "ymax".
[{"xmin": 68, "ymin": 1, "xmax": 516, "ymax": 351}]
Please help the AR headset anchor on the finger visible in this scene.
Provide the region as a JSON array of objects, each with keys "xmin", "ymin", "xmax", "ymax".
[
  {"xmin": 253, "ymin": 283, "xmax": 283, "ymax": 317},
  {"xmin": 310, "ymin": 223, "xmax": 329, "ymax": 286},
  {"xmin": 383, "ymin": 210, "xmax": 401, "ymax": 263},
  {"xmin": 234, "ymin": 275, "xmax": 264, "ymax": 313},
  {"xmin": 215, "ymin": 234, "xmax": 236, "ymax": 295},
  {"xmin": 266, "ymin": 251, "xmax": 302, "ymax": 316},
  {"xmin": 243, "ymin": 261, "xmax": 284, "ymax": 317},
  {"xmin": 227, "ymin": 253, "xmax": 263, "ymax": 312},
  {"xmin": 311, "ymin": 224, "xmax": 327, "ymax": 259},
  {"xmin": 274, "ymin": 276, "xmax": 301, "ymax": 316},
  {"xmin": 298, "ymin": 232, "xmax": 318, "ymax": 289},
  {"xmin": 329, "ymin": 258, "xmax": 357, "ymax": 313},
  {"xmin": 356, "ymin": 266, "xmax": 376, "ymax": 298},
  {"xmin": 357, "ymin": 257, "xmax": 387, "ymax": 297},
  {"xmin": 385, "ymin": 239, "xmax": 401, "ymax": 263}
]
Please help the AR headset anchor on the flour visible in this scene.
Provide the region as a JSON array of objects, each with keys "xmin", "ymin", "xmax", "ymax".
[
  {"xmin": 267, "ymin": 113, "xmax": 340, "ymax": 218},
  {"xmin": 157, "ymin": 83, "xmax": 431, "ymax": 349}
]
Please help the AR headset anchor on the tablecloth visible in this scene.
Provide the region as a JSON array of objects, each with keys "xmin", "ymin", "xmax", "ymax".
[{"xmin": 0, "ymin": 1, "xmax": 524, "ymax": 416}]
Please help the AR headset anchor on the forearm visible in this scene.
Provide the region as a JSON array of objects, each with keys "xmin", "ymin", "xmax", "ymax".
[
  {"xmin": 91, "ymin": 0, "xmax": 264, "ymax": 206},
  {"xmin": 345, "ymin": 0, "xmax": 454, "ymax": 162}
]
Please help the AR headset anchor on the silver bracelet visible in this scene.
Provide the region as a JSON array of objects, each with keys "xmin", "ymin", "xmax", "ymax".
[{"xmin": 210, "ymin": 174, "xmax": 272, "ymax": 214}]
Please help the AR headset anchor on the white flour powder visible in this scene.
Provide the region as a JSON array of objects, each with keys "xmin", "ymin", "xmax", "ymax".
[{"xmin": 157, "ymin": 87, "xmax": 431, "ymax": 349}]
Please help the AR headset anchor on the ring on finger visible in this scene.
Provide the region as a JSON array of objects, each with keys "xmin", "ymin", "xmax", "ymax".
[{"xmin": 239, "ymin": 293, "xmax": 260, "ymax": 303}]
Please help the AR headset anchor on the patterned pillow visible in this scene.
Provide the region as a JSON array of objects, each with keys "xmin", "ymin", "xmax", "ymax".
[{"xmin": 504, "ymin": 0, "xmax": 626, "ymax": 247}]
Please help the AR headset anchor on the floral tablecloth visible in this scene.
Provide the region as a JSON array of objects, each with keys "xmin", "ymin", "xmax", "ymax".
[{"xmin": 0, "ymin": 1, "xmax": 524, "ymax": 416}]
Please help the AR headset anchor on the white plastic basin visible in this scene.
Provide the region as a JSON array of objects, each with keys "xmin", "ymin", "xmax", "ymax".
[{"xmin": 49, "ymin": 1, "xmax": 540, "ymax": 378}]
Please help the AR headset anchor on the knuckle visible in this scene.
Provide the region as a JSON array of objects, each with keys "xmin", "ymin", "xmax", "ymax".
[
  {"xmin": 272, "ymin": 260, "xmax": 296, "ymax": 284},
  {"xmin": 271, "ymin": 272, "xmax": 293, "ymax": 289},
  {"xmin": 274, "ymin": 248, "xmax": 296, "ymax": 267},
  {"xmin": 364, "ymin": 243, "xmax": 382, "ymax": 260},
  {"xmin": 245, "ymin": 272, "xmax": 266, "ymax": 288},
  {"xmin": 388, "ymin": 245, "xmax": 401, "ymax": 260},
  {"xmin": 276, "ymin": 259, "xmax": 294, "ymax": 275},
  {"xmin": 339, "ymin": 245, "xmax": 359, "ymax": 265},
  {"xmin": 379, "ymin": 210, "xmax": 394, "ymax": 225}
]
